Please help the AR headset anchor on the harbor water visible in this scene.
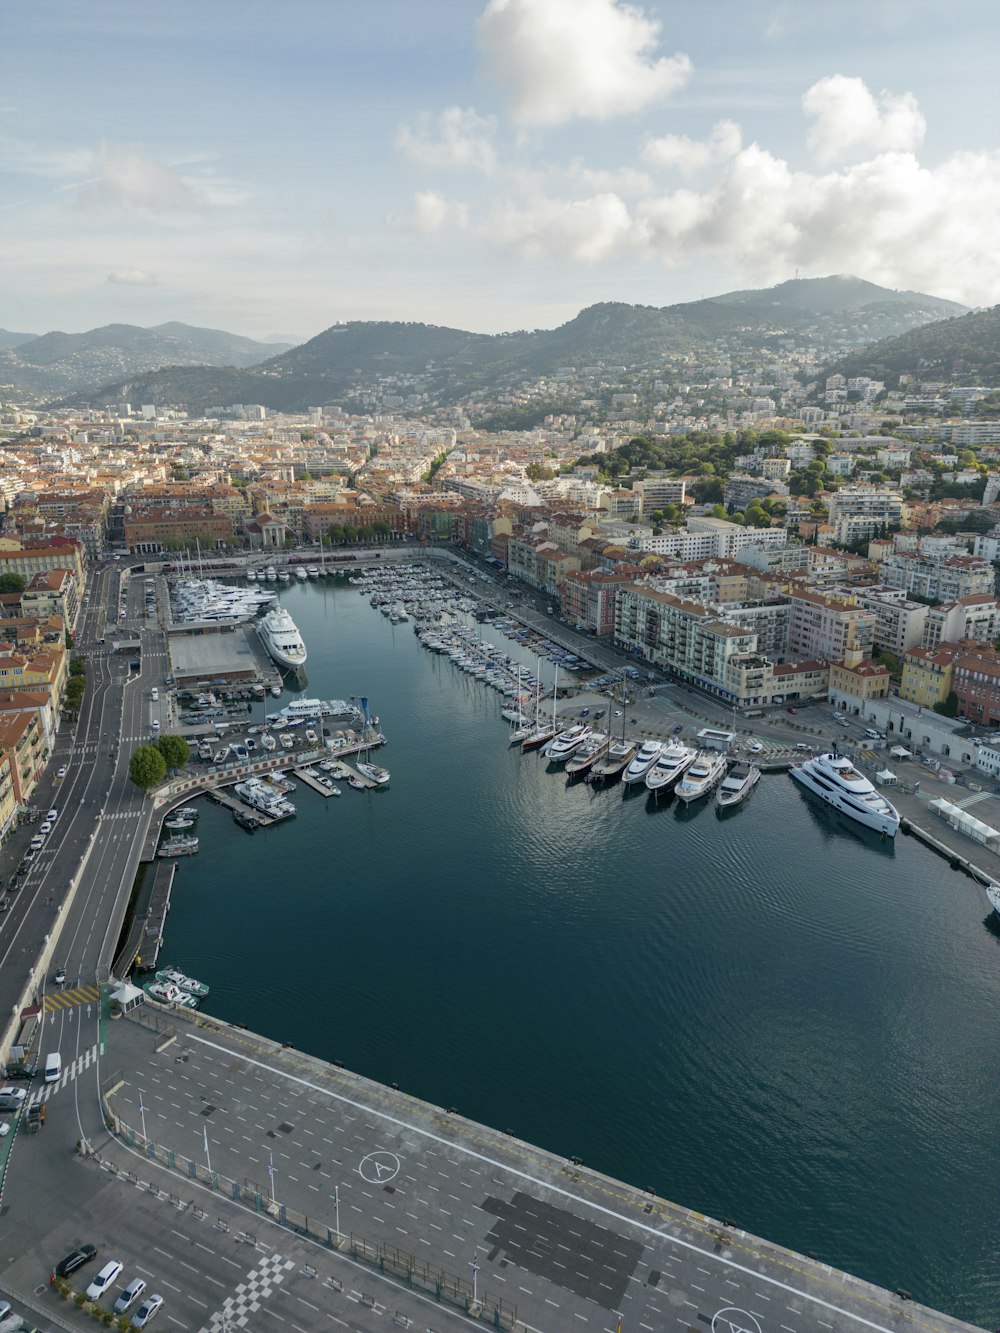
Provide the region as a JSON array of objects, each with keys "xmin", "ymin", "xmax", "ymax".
[{"xmin": 162, "ymin": 576, "xmax": 1000, "ymax": 1326}]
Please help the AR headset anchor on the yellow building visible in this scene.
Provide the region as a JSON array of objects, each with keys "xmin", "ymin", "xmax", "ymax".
[
  {"xmin": 0, "ymin": 751, "xmax": 17, "ymax": 838},
  {"xmin": 829, "ymin": 656, "xmax": 891, "ymax": 709},
  {"xmin": 899, "ymin": 646, "xmax": 955, "ymax": 707}
]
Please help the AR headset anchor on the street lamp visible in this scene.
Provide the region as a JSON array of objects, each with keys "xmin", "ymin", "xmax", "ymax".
[
  {"xmin": 332, "ymin": 1185, "xmax": 341, "ymax": 1242},
  {"xmin": 268, "ymin": 1151, "xmax": 278, "ymax": 1208}
]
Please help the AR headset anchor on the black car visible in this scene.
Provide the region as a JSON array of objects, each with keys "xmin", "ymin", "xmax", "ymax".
[
  {"xmin": 55, "ymin": 1244, "xmax": 97, "ymax": 1278},
  {"xmin": 3, "ymin": 1063, "xmax": 36, "ymax": 1081}
]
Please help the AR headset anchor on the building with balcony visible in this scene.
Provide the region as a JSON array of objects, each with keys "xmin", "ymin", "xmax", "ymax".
[{"xmin": 899, "ymin": 647, "xmax": 955, "ymax": 708}]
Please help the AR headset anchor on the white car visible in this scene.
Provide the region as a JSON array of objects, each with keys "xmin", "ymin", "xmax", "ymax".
[
  {"xmin": 87, "ymin": 1259, "xmax": 124, "ymax": 1301},
  {"xmin": 57, "ymin": 766, "xmax": 67, "ymax": 778},
  {"xmin": 47, "ymin": 807, "xmax": 59, "ymax": 821},
  {"xmin": 833, "ymin": 711, "xmax": 845, "ymax": 720},
  {"xmin": 30, "ymin": 834, "xmax": 45, "ymax": 850},
  {"xmin": 39, "ymin": 821, "xmax": 52, "ymax": 835},
  {"xmin": 748, "ymin": 741, "xmax": 764, "ymax": 753}
]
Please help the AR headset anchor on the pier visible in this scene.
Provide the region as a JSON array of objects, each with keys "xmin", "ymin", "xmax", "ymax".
[
  {"xmin": 291, "ymin": 765, "xmax": 339, "ymax": 797},
  {"xmin": 111, "ymin": 861, "xmax": 175, "ymax": 975}
]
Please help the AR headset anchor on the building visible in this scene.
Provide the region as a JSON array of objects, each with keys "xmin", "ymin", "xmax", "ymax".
[
  {"xmin": 828, "ymin": 658, "xmax": 892, "ymax": 712},
  {"xmin": 0, "ymin": 537, "xmax": 87, "ymax": 593},
  {"xmin": 922, "ymin": 596, "xmax": 999, "ymax": 650},
  {"xmin": 19, "ymin": 569, "xmax": 81, "ymax": 633},
  {"xmin": 786, "ymin": 590, "xmax": 875, "ymax": 663},
  {"xmin": 0, "ymin": 751, "xmax": 16, "ymax": 840},
  {"xmin": 952, "ymin": 650, "xmax": 1000, "ymax": 727},
  {"xmin": 0, "ymin": 708, "xmax": 47, "ymax": 807},
  {"xmin": 506, "ymin": 538, "xmax": 581, "ymax": 596},
  {"xmin": 879, "ymin": 550, "xmax": 994, "ymax": 602},
  {"xmin": 629, "ymin": 478, "xmax": 687, "ymax": 515},
  {"xmin": 614, "ymin": 586, "xmax": 757, "ymax": 699},
  {"xmin": 122, "ymin": 505, "xmax": 235, "ymax": 555},
  {"xmin": 559, "ymin": 568, "xmax": 642, "ymax": 636},
  {"xmin": 899, "ymin": 647, "xmax": 955, "ymax": 708},
  {"xmin": 855, "ymin": 588, "xmax": 928, "ymax": 655}
]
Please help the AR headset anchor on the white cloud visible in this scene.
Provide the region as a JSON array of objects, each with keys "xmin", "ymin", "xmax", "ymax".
[
  {"xmin": 481, "ymin": 191, "xmax": 633, "ymax": 262},
  {"xmin": 106, "ymin": 268, "xmax": 157, "ymax": 286},
  {"xmin": 476, "ymin": 0, "xmax": 691, "ymax": 126},
  {"xmin": 395, "ymin": 106, "xmax": 497, "ymax": 174},
  {"xmin": 565, "ymin": 160, "xmax": 653, "ymax": 194},
  {"xmin": 642, "ymin": 119, "xmax": 742, "ymax": 175},
  {"xmin": 410, "ymin": 190, "xmax": 470, "ymax": 235},
  {"xmin": 803, "ymin": 74, "xmax": 925, "ymax": 164},
  {"xmin": 78, "ymin": 142, "xmax": 207, "ymax": 213}
]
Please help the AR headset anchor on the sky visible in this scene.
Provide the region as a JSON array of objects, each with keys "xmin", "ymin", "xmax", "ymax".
[{"xmin": 2, "ymin": 0, "xmax": 999, "ymax": 341}]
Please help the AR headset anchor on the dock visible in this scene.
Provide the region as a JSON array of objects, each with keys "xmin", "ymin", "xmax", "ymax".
[
  {"xmin": 204, "ymin": 786, "xmax": 277, "ymax": 826},
  {"xmin": 111, "ymin": 861, "xmax": 175, "ymax": 976},
  {"xmin": 292, "ymin": 766, "xmax": 339, "ymax": 797}
]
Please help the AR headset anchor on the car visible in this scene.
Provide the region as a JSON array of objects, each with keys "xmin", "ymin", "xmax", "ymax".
[
  {"xmin": 0, "ymin": 1086, "xmax": 28, "ymax": 1106},
  {"xmin": 833, "ymin": 711, "xmax": 845, "ymax": 720},
  {"xmin": 795, "ymin": 742, "xmax": 812, "ymax": 750},
  {"xmin": 673, "ymin": 723, "xmax": 683, "ymax": 733},
  {"xmin": 786, "ymin": 706, "xmax": 798, "ymax": 714},
  {"xmin": 131, "ymin": 1293, "xmax": 164, "ymax": 1327},
  {"xmin": 838, "ymin": 719, "xmax": 850, "ymax": 727},
  {"xmin": 748, "ymin": 741, "xmax": 764, "ymax": 753},
  {"xmin": 3, "ymin": 1063, "xmax": 36, "ymax": 1081},
  {"xmin": 56, "ymin": 766, "xmax": 67, "ymax": 778},
  {"xmin": 47, "ymin": 808, "xmax": 58, "ymax": 822},
  {"xmin": 22, "ymin": 850, "xmax": 35, "ymax": 865},
  {"xmin": 114, "ymin": 1278, "xmax": 147, "ymax": 1313},
  {"xmin": 86, "ymin": 1259, "xmax": 123, "ymax": 1301},
  {"xmin": 55, "ymin": 1244, "xmax": 98, "ymax": 1278},
  {"xmin": 54, "ymin": 968, "xmax": 66, "ymax": 986},
  {"xmin": 39, "ymin": 821, "xmax": 52, "ymax": 835},
  {"xmin": 30, "ymin": 835, "xmax": 44, "ymax": 851},
  {"xmin": 0, "ymin": 1123, "xmax": 9, "ymax": 1139}
]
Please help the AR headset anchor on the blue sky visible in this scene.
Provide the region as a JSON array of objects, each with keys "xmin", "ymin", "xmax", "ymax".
[{"xmin": 3, "ymin": 0, "xmax": 998, "ymax": 339}]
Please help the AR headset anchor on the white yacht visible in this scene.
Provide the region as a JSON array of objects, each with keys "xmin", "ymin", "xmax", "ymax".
[
  {"xmin": 789, "ymin": 751, "xmax": 900, "ymax": 836},
  {"xmin": 258, "ymin": 605, "xmax": 307, "ymax": 669},
  {"xmin": 622, "ymin": 740, "xmax": 664, "ymax": 785},
  {"xmin": 542, "ymin": 725, "xmax": 590, "ymax": 764},
  {"xmin": 307, "ymin": 567, "xmax": 320, "ymax": 578},
  {"xmin": 645, "ymin": 742, "xmax": 696, "ymax": 792},
  {"xmin": 676, "ymin": 751, "xmax": 728, "ymax": 803},
  {"xmin": 986, "ymin": 882, "xmax": 1000, "ymax": 924},
  {"xmin": 716, "ymin": 763, "xmax": 760, "ymax": 809},
  {"xmin": 295, "ymin": 567, "xmax": 308, "ymax": 581}
]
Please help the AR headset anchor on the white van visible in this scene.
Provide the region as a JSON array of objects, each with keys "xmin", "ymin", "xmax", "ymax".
[
  {"xmin": 44, "ymin": 1052, "xmax": 62, "ymax": 1083},
  {"xmin": 864, "ymin": 728, "xmax": 880, "ymax": 739}
]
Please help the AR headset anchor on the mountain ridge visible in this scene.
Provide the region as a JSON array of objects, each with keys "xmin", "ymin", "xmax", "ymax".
[{"xmin": 46, "ymin": 277, "xmax": 973, "ymax": 414}]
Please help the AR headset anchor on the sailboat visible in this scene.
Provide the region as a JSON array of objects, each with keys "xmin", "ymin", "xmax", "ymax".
[
  {"xmin": 590, "ymin": 670, "xmax": 636, "ymax": 782},
  {"xmin": 520, "ymin": 662, "xmax": 558, "ymax": 752}
]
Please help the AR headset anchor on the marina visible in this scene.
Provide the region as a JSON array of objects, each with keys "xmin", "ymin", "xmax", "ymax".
[{"xmin": 153, "ymin": 573, "xmax": 1000, "ymax": 1325}]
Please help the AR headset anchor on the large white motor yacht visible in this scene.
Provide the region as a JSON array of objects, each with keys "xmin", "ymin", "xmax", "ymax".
[
  {"xmin": 645, "ymin": 743, "xmax": 696, "ymax": 792},
  {"xmin": 542, "ymin": 725, "xmax": 590, "ymax": 763},
  {"xmin": 675, "ymin": 751, "xmax": 728, "ymax": 803},
  {"xmin": 622, "ymin": 740, "xmax": 664, "ymax": 785},
  {"xmin": 258, "ymin": 606, "xmax": 307, "ymax": 669},
  {"xmin": 789, "ymin": 750, "xmax": 900, "ymax": 836},
  {"xmin": 716, "ymin": 762, "xmax": 761, "ymax": 809}
]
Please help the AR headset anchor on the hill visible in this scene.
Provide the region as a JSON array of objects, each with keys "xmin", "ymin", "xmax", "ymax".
[
  {"xmin": 0, "ymin": 322, "xmax": 294, "ymax": 401},
  {"xmin": 0, "ymin": 329, "xmax": 38, "ymax": 351},
  {"xmin": 820, "ymin": 304, "xmax": 1000, "ymax": 385},
  {"xmin": 54, "ymin": 277, "xmax": 970, "ymax": 414}
]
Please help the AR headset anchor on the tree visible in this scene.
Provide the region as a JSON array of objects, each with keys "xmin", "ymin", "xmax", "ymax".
[
  {"xmin": 933, "ymin": 691, "xmax": 959, "ymax": 718},
  {"xmin": 525, "ymin": 462, "xmax": 556, "ymax": 481},
  {"xmin": 155, "ymin": 734, "xmax": 190, "ymax": 771},
  {"xmin": 0, "ymin": 573, "xmax": 26, "ymax": 595},
  {"xmin": 129, "ymin": 745, "xmax": 166, "ymax": 790}
]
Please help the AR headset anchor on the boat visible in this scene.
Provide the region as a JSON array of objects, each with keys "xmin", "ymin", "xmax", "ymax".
[
  {"xmin": 676, "ymin": 752, "xmax": 728, "ymax": 803},
  {"xmin": 177, "ymin": 807, "xmax": 199, "ymax": 819},
  {"xmin": 270, "ymin": 685, "xmax": 282, "ymax": 697},
  {"xmin": 645, "ymin": 743, "xmax": 696, "ymax": 793},
  {"xmin": 158, "ymin": 835, "xmax": 199, "ymax": 857},
  {"xmin": 328, "ymin": 785, "xmax": 342, "ymax": 797},
  {"xmin": 356, "ymin": 761, "xmax": 390, "ymax": 786},
  {"xmin": 233, "ymin": 809, "xmax": 260, "ymax": 831},
  {"xmin": 789, "ymin": 750, "xmax": 900, "ymax": 837},
  {"xmin": 564, "ymin": 732, "xmax": 609, "ymax": 776},
  {"xmin": 258, "ymin": 605, "xmax": 307, "ymax": 669},
  {"xmin": 305, "ymin": 729, "xmax": 319, "ymax": 745},
  {"xmin": 590, "ymin": 735, "xmax": 637, "ymax": 783},
  {"xmin": 235, "ymin": 777, "xmax": 295, "ymax": 818},
  {"xmin": 520, "ymin": 726, "xmax": 555, "ymax": 753},
  {"xmin": 542, "ymin": 724, "xmax": 590, "ymax": 764},
  {"xmin": 295, "ymin": 568, "xmax": 308, "ymax": 581},
  {"xmin": 307, "ymin": 567, "xmax": 319, "ymax": 578},
  {"xmin": 622, "ymin": 740, "xmax": 664, "ymax": 785},
  {"xmin": 264, "ymin": 566, "xmax": 277, "ymax": 581},
  {"xmin": 280, "ymin": 732, "xmax": 296, "ymax": 748},
  {"xmin": 155, "ymin": 968, "xmax": 209, "ymax": 998},
  {"xmin": 144, "ymin": 980, "xmax": 199, "ymax": 1009},
  {"xmin": 260, "ymin": 732, "xmax": 276, "ymax": 752},
  {"xmin": 164, "ymin": 815, "xmax": 195, "ymax": 831},
  {"xmin": 716, "ymin": 763, "xmax": 761, "ymax": 809},
  {"xmin": 213, "ymin": 747, "xmax": 229, "ymax": 765},
  {"xmin": 347, "ymin": 775, "xmax": 365, "ymax": 790},
  {"xmin": 986, "ymin": 882, "xmax": 1000, "ymax": 923},
  {"xmin": 278, "ymin": 570, "xmax": 291, "ymax": 583}
]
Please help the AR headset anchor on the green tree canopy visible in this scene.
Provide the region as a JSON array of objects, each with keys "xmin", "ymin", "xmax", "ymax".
[
  {"xmin": 525, "ymin": 462, "xmax": 556, "ymax": 481},
  {"xmin": 129, "ymin": 745, "xmax": 166, "ymax": 790},
  {"xmin": 0, "ymin": 573, "xmax": 26, "ymax": 595},
  {"xmin": 156, "ymin": 733, "xmax": 190, "ymax": 771},
  {"xmin": 933, "ymin": 691, "xmax": 959, "ymax": 718}
]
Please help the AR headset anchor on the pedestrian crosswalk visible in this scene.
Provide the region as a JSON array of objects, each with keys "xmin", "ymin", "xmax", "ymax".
[
  {"xmin": 44, "ymin": 984, "xmax": 100, "ymax": 1012},
  {"xmin": 28, "ymin": 1043, "xmax": 99, "ymax": 1104}
]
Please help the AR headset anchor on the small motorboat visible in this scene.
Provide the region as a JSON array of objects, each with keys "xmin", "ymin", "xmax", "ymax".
[
  {"xmin": 164, "ymin": 815, "xmax": 194, "ymax": 831},
  {"xmin": 155, "ymin": 967, "xmax": 209, "ymax": 998},
  {"xmin": 347, "ymin": 776, "xmax": 365, "ymax": 790},
  {"xmin": 305, "ymin": 729, "xmax": 319, "ymax": 745}
]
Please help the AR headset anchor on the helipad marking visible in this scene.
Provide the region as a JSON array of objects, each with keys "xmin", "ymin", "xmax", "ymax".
[
  {"xmin": 712, "ymin": 1309, "xmax": 762, "ymax": 1333},
  {"xmin": 359, "ymin": 1150, "xmax": 401, "ymax": 1185}
]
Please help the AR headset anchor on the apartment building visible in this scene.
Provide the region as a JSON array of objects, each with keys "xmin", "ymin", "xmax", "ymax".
[
  {"xmin": 828, "ymin": 658, "xmax": 891, "ymax": 711},
  {"xmin": 879, "ymin": 551, "xmax": 994, "ymax": 602},
  {"xmin": 899, "ymin": 647, "xmax": 955, "ymax": 708},
  {"xmin": 634, "ymin": 519, "xmax": 787, "ymax": 561},
  {"xmin": 559, "ymin": 568, "xmax": 641, "ymax": 636},
  {"xmin": 614, "ymin": 586, "xmax": 758, "ymax": 695},
  {"xmin": 952, "ymin": 650, "xmax": 1000, "ymax": 727},
  {"xmin": 0, "ymin": 751, "xmax": 17, "ymax": 840},
  {"xmin": 123, "ymin": 505, "xmax": 235, "ymax": 554},
  {"xmin": 629, "ymin": 477, "xmax": 686, "ymax": 515},
  {"xmin": 0, "ymin": 708, "xmax": 46, "ymax": 807},
  {"xmin": 786, "ymin": 590, "xmax": 875, "ymax": 662},
  {"xmin": 854, "ymin": 588, "xmax": 928, "ymax": 655},
  {"xmin": 922, "ymin": 596, "xmax": 999, "ymax": 650},
  {"xmin": 20, "ymin": 569, "xmax": 81, "ymax": 633},
  {"xmin": 506, "ymin": 537, "xmax": 581, "ymax": 595},
  {"xmin": 0, "ymin": 537, "xmax": 86, "ymax": 592}
]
